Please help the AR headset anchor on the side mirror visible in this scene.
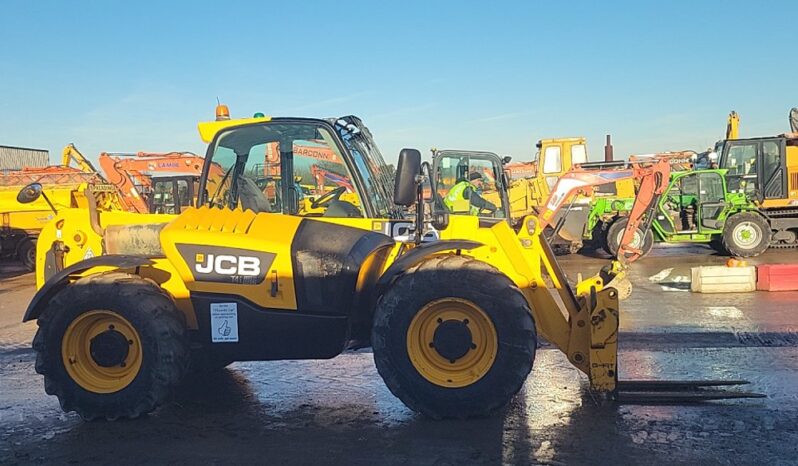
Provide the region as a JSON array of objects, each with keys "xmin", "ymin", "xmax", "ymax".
[
  {"xmin": 394, "ymin": 148, "xmax": 421, "ymax": 206},
  {"xmin": 17, "ymin": 183, "xmax": 43, "ymax": 204},
  {"xmin": 502, "ymin": 156, "xmax": 512, "ymax": 165}
]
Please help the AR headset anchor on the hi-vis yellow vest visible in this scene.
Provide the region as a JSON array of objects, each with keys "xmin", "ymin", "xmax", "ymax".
[{"xmin": 444, "ymin": 181, "xmax": 478, "ymax": 215}]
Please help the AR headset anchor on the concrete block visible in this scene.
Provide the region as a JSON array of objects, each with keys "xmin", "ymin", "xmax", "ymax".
[
  {"xmin": 690, "ymin": 265, "xmax": 756, "ymax": 293},
  {"xmin": 757, "ymin": 264, "xmax": 798, "ymax": 291}
]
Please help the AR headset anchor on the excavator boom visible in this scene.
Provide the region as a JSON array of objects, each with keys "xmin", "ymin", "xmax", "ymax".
[
  {"xmin": 726, "ymin": 111, "xmax": 740, "ymax": 140},
  {"xmin": 61, "ymin": 144, "xmax": 100, "ymax": 174},
  {"xmin": 615, "ymin": 155, "xmax": 680, "ymax": 263},
  {"xmin": 536, "ymin": 152, "xmax": 693, "ymax": 263}
]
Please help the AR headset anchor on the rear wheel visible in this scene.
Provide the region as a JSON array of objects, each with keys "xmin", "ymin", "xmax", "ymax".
[
  {"xmin": 600, "ymin": 220, "xmax": 615, "ymax": 256},
  {"xmin": 372, "ymin": 255, "xmax": 536, "ymax": 419},
  {"xmin": 18, "ymin": 238, "xmax": 35, "ymax": 271},
  {"xmin": 33, "ymin": 272, "xmax": 189, "ymax": 420},
  {"xmin": 606, "ymin": 216, "xmax": 654, "ymax": 259},
  {"xmin": 722, "ymin": 212, "xmax": 770, "ymax": 257}
]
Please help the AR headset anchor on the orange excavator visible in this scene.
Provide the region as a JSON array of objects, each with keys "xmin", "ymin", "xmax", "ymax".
[
  {"xmin": 526, "ymin": 153, "xmax": 679, "ymax": 299},
  {"xmin": 98, "ymin": 151, "xmax": 223, "ymax": 214},
  {"xmin": 536, "ymin": 153, "xmax": 682, "ymax": 264}
]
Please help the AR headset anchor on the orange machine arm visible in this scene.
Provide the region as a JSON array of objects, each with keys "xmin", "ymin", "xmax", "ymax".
[
  {"xmin": 99, "ymin": 152, "xmax": 223, "ymax": 213},
  {"xmin": 616, "ymin": 156, "xmax": 675, "ymax": 264},
  {"xmin": 106, "ymin": 152, "xmax": 206, "ymax": 177},
  {"xmin": 536, "ymin": 152, "xmax": 691, "ymax": 264},
  {"xmin": 98, "ymin": 153, "xmax": 149, "ymax": 213},
  {"xmin": 536, "ymin": 169, "xmax": 635, "ymax": 231}
]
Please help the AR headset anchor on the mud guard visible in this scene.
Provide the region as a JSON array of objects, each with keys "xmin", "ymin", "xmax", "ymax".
[
  {"xmin": 343, "ymin": 239, "xmax": 483, "ymax": 345},
  {"xmin": 376, "ymin": 240, "xmax": 483, "ymax": 289},
  {"xmin": 22, "ymin": 255, "xmax": 156, "ymax": 322}
]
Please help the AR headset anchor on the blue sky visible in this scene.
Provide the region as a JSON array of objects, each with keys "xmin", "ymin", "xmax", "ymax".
[{"xmin": 1, "ymin": 1, "xmax": 795, "ymax": 165}]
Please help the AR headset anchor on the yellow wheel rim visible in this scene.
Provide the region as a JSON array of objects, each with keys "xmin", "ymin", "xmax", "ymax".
[
  {"xmin": 406, "ymin": 298, "xmax": 498, "ymax": 388},
  {"xmin": 61, "ymin": 310, "xmax": 143, "ymax": 394}
]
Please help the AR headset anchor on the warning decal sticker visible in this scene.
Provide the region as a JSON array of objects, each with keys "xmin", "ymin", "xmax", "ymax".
[{"xmin": 210, "ymin": 302, "xmax": 239, "ymax": 343}]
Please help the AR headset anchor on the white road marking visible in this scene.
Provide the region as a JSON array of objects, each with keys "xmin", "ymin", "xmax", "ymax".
[{"xmin": 648, "ymin": 268, "xmax": 673, "ymax": 282}]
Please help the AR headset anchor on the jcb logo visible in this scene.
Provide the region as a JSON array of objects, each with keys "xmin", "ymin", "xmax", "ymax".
[
  {"xmin": 177, "ymin": 244, "xmax": 275, "ymax": 284},
  {"xmin": 195, "ymin": 254, "xmax": 261, "ymax": 276}
]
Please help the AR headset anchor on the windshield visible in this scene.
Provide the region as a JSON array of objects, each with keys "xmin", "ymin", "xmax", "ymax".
[
  {"xmin": 202, "ymin": 120, "xmax": 372, "ymax": 218},
  {"xmin": 331, "ymin": 116, "xmax": 399, "ymax": 218}
]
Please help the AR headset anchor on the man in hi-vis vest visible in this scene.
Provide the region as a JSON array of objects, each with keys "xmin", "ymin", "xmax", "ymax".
[{"xmin": 443, "ymin": 172, "xmax": 497, "ymax": 215}]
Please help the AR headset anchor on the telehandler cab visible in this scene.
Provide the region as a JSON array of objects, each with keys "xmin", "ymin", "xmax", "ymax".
[{"xmin": 21, "ymin": 110, "xmax": 762, "ymax": 421}]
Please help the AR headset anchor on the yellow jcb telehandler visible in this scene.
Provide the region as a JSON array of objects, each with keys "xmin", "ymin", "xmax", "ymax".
[{"xmin": 19, "ymin": 111, "xmax": 762, "ymax": 421}]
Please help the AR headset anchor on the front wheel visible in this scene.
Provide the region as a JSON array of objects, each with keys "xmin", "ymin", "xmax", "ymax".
[
  {"xmin": 722, "ymin": 212, "xmax": 770, "ymax": 257},
  {"xmin": 372, "ymin": 255, "xmax": 537, "ymax": 419},
  {"xmin": 606, "ymin": 216, "xmax": 654, "ymax": 259},
  {"xmin": 33, "ymin": 272, "xmax": 189, "ymax": 420}
]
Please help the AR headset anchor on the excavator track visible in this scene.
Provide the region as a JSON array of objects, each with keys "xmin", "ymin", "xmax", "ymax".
[
  {"xmin": 762, "ymin": 208, "xmax": 798, "ymax": 249},
  {"xmin": 764, "ymin": 208, "xmax": 798, "ymax": 218},
  {"xmin": 615, "ymin": 380, "xmax": 766, "ymax": 403},
  {"xmin": 769, "ymin": 241, "xmax": 798, "ymax": 249}
]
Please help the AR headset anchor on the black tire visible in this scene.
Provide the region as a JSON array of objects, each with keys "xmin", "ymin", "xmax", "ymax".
[
  {"xmin": 33, "ymin": 272, "xmax": 189, "ymax": 421},
  {"xmin": 580, "ymin": 221, "xmax": 607, "ymax": 252},
  {"xmin": 722, "ymin": 212, "xmax": 770, "ymax": 257},
  {"xmin": 372, "ymin": 255, "xmax": 537, "ymax": 419},
  {"xmin": 605, "ymin": 216, "xmax": 654, "ymax": 259},
  {"xmin": 708, "ymin": 237, "xmax": 727, "ymax": 255},
  {"xmin": 18, "ymin": 238, "xmax": 36, "ymax": 271},
  {"xmin": 600, "ymin": 219, "xmax": 616, "ymax": 256}
]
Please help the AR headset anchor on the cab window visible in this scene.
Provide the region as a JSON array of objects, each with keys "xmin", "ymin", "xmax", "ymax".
[
  {"xmin": 571, "ymin": 144, "xmax": 587, "ymax": 165},
  {"xmin": 680, "ymin": 173, "xmax": 698, "ymax": 196},
  {"xmin": 723, "ymin": 142, "xmax": 759, "ymax": 196},
  {"xmin": 762, "ymin": 140, "xmax": 784, "ymax": 199},
  {"xmin": 151, "ymin": 180, "xmax": 177, "ymax": 214},
  {"xmin": 206, "ymin": 123, "xmax": 364, "ymax": 218},
  {"xmin": 434, "ymin": 153, "xmax": 505, "ymax": 219},
  {"xmin": 176, "ymin": 179, "xmax": 191, "ymax": 208},
  {"xmin": 698, "ymin": 172, "xmax": 724, "ymax": 203},
  {"xmin": 724, "ymin": 142, "xmax": 757, "ymax": 177},
  {"xmin": 543, "ymin": 146, "xmax": 562, "ymax": 174}
]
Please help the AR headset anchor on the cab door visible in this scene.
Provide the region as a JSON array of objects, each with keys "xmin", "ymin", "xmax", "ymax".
[
  {"xmin": 431, "ymin": 150, "xmax": 511, "ymax": 223},
  {"xmin": 760, "ymin": 138, "xmax": 787, "ymax": 200},
  {"xmin": 150, "ymin": 177, "xmax": 195, "ymax": 214},
  {"xmin": 654, "ymin": 173, "xmax": 687, "ymax": 236},
  {"xmin": 696, "ymin": 172, "xmax": 727, "ymax": 232},
  {"xmin": 149, "ymin": 178, "xmax": 178, "ymax": 214}
]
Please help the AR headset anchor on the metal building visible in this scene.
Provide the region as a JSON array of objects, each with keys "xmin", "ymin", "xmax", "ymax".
[{"xmin": 0, "ymin": 145, "xmax": 49, "ymax": 171}]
